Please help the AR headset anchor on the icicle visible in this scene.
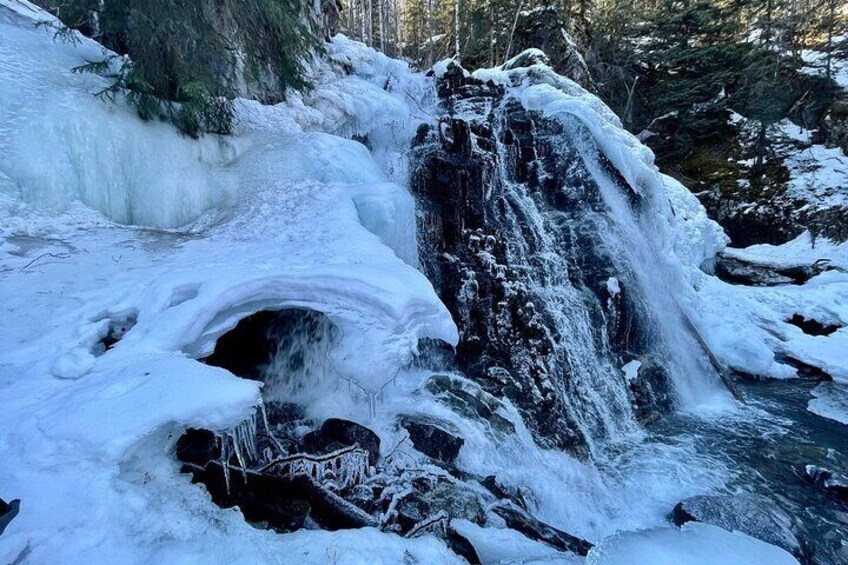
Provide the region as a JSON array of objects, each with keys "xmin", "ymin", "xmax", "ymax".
[{"xmin": 220, "ymin": 437, "xmax": 231, "ymax": 494}]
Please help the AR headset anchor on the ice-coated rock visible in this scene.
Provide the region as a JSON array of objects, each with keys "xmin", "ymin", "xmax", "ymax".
[{"xmin": 670, "ymin": 493, "xmax": 806, "ymax": 559}]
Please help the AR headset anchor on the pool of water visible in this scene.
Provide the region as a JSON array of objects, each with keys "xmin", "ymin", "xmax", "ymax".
[{"xmin": 644, "ymin": 379, "xmax": 848, "ymax": 564}]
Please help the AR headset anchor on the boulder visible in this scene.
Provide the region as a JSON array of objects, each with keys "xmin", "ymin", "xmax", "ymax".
[
  {"xmin": 186, "ymin": 461, "xmax": 375, "ymax": 532},
  {"xmin": 400, "ymin": 415, "xmax": 464, "ymax": 464},
  {"xmin": 670, "ymin": 494, "xmax": 806, "ymax": 559},
  {"xmin": 302, "ymin": 418, "xmax": 381, "ymax": 466},
  {"xmin": 805, "ymin": 465, "xmax": 848, "ymax": 502},
  {"xmin": 425, "ymin": 374, "xmax": 515, "ymax": 437}
]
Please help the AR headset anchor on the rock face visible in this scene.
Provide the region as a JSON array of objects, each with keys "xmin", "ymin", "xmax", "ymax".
[
  {"xmin": 411, "ymin": 59, "xmax": 678, "ymax": 455},
  {"xmin": 670, "ymin": 494, "xmax": 808, "ymax": 560},
  {"xmin": 400, "ymin": 415, "xmax": 465, "ymax": 464}
]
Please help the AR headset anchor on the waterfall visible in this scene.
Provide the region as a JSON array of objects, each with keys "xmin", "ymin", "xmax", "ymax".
[{"xmin": 412, "ymin": 62, "xmax": 725, "ymax": 456}]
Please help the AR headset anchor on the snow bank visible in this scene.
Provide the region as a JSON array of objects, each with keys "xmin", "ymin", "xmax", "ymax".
[
  {"xmin": 0, "ymin": 3, "xmax": 457, "ymax": 562},
  {"xmin": 697, "ymin": 233, "xmax": 848, "ymax": 382},
  {"xmin": 808, "ymin": 382, "xmax": 848, "ymax": 425},
  {"xmin": 587, "ymin": 523, "xmax": 798, "ymax": 565}
]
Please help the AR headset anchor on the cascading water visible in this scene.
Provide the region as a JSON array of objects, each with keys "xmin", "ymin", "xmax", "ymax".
[
  {"xmin": 488, "ymin": 101, "xmax": 639, "ymax": 452},
  {"xmin": 411, "ymin": 61, "xmax": 727, "ymax": 456},
  {"xmin": 566, "ymin": 119, "xmax": 726, "ymax": 407}
]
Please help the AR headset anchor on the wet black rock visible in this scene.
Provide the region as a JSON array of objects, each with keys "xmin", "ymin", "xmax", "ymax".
[
  {"xmin": 446, "ymin": 526, "xmax": 482, "ymax": 565},
  {"xmin": 628, "ymin": 358, "xmax": 675, "ymax": 425},
  {"xmin": 670, "ymin": 494, "xmax": 807, "ymax": 559},
  {"xmin": 0, "ymin": 497, "xmax": 20, "ymax": 536},
  {"xmin": 412, "ymin": 62, "xmax": 677, "ymax": 455},
  {"xmin": 480, "ymin": 475, "xmax": 529, "ymax": 510},
  {"xmin": 302, "ymin": 418, "xmax": 381, "ymax": 466},
  {"xmin": 805, "ymin": 465, "xmax": 848, "ymax": 502},
  {"xmin": 713, "ymin": 253, "xmax": 843, "ymax": 287},
  {"xmin": 425, "ymin": 374, "xmax": 515, "ymax": 437},
  {"xmin": 775, "ymin": 354, "xmax": 833, "ymax": 381},
  {"xmin": 187, "ymin": 462, "xmax": 375, "ymax": 532},
  {"xmin": 175, "ymin": 428, "xmax": 221, "ymax": 466},
  {"xmin": 492, "ymin": 502, "xmax": 593, "ymax": 556},
  {"xmin": 400, "ymin": 415, "xmax": 464, "ymax": 465}
]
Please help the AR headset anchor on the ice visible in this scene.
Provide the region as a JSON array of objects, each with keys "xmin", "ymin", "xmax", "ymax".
[
  {"xmin": 808, "ymin": 382, "xmax": 848, "ymax": 425},
  {"xmin": 3, "ymin": 1, "xmax": 842, "ymax": 562},
  {"xmin": 586, "ymin": 523, "xmax": 799, "ymax": 565},
  {"xmin": 621, "ymin": 361, "xmax": 642, "ymax": 382}
]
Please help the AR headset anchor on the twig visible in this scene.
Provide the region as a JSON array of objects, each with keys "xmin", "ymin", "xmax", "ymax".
[{"xmin": 20, "ymin": 252, "xmax": 71, "ymax": 272}]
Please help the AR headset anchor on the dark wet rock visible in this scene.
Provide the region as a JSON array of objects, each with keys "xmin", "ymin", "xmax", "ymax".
[
  {"xmin": 186, "ymin": 462, "xmax": 374, "ymax": 532},
  {"xmin": 392, "ymin": 476, "xmax": 485, "ymax": 535},
  {"xmin": 628, "ymin": 358, "xmax": 675, "ymax": 425},
  {"xmin": 446, "ymin": 526, "xmax": 482, "ymax": 565},
  {"xmin": 184, "ymin": 462, "xmax": 310, "ymax": 533},
  {"xmin": 787, "ymin": 314, "xmax": 841, "ymax": 337},
  {"xmin": 175, "ymin": 428, "xmax": 221, "ymax": 466},
  {"xmin": 713, "ymin": 255, "xmax": 798, "ymax": 286},
  {"xmin": 713, "ymin": 254, "xmax": 845, "ymax": 287},
  {"xmin": 411, "ymin": 76, "xmax": 679, "ymax": 454},
  {"xmin": 0, "ymin": 498, "xmax": 20, "ymax": 536},
  {"xmin": 400, "ymin": 415, "xmax": 464, "ymax": 465},
  {"xmin": 425, "ymin": 374, "xmax": 515, "ymax": 437},
  {"xmin": 480, "ymin": 475, "xmax": 529, "ymax": 511},
  {"xmin": 670, "ymin": 494, "xmax": 807, "ymax": 559},
  {"xmin": 775, "ymin": 354, "xmax": 833, "ymax": 381},
  {"xmin": 805, "ymin": 465, "xmax": 848, "ymax": 502},
  {"xmin": 302, "ymin": 418, "xmax": 381, "ymax": 466},
  {"xmin": 492, "ymin": 502, "xmax": 592, "ymax": 556}
]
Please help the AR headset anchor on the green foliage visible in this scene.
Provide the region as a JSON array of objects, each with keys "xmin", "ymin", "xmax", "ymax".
[{"xmin": 35, "ymin": 0, "xmax": 317, "ymax": 137}]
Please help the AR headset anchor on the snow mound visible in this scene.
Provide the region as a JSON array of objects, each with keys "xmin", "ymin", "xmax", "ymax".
[
  {"xmin": 587, "ymin": 523, "xmax": 799, "ymax": 565},
  {"xmin": 808, "ymin": 382, "xmax": 848, "ymax": 425}
]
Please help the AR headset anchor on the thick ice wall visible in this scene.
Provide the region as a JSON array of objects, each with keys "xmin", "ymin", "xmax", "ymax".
[{"xmin": 0, "ymin": 6, "xmax": 240, "ymax": 228}]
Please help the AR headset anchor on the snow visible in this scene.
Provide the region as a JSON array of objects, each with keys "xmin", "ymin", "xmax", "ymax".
[
  {"xmin": 808, "ymin": 382, "xmax": 848, "ymax": 425},
  {"xmin": 621, "ymin": 361, "xmax": 642, "ymax": 382},
  {"xmin": 802, "ymin": 39, "xmax": 848, "ymax": 89},
  {"xmin": 785, "ymin": 144, "xmax": 848, "ymax": 210},
  {"xmin": 696, "ymin": 235, "xmax": 848, "ymax": 382},
  {"xmin": 0, "ymin": 3, "xmax": 458, "ymax": 563},
  {"xmin": 453, "ymin": 520, "xmax": 584, "ymax": 564},
  {"xmin": 586, "ymin": 523, "xmax": 799, "ymax": 565}
]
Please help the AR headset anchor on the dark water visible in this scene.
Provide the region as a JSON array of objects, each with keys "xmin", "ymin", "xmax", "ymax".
[{"xmin": 649, "ymin": 380, "xmax": 848, "ymax": 564}]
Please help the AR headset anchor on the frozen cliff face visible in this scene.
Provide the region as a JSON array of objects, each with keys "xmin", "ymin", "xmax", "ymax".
[{"xmin": 411, "ymin": 59, "xmax": 729, "ymax": 456}]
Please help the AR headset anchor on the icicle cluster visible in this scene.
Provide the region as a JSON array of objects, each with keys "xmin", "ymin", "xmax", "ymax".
[{"xmin": 215, "ymin": 401, "xmax": 371, "ymax": 494}]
